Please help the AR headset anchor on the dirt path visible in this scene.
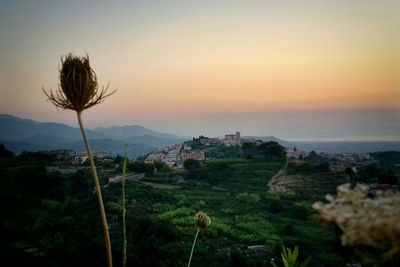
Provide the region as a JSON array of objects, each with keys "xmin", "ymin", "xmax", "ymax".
[{"xmin": 268, "ymin": 159, "xmax": 290, "ymax": 193}]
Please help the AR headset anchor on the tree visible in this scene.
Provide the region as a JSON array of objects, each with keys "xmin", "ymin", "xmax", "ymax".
[
  {"xmin": 0, "ymin": 144, "xmax": 14, "ymax": 158},
  {"xmin": 242, "ymin": 142, "xmax": 257, "ymax": 159},
  {"xmin": 153, "ymin": 161, "xmax": 171, "ymax": 172},
  {"xmin": 345, "ymin": 167, "xmax": 357, "ymax": 185},
  {"xmin": 115, "ymin": 155, "xmax": 123, "ymax": 164},
  {"xmin": 257, "ymin": 141, "xmax": 286, "ymax": 161},
  {"xmin": 144, "ymin": 163, "xmax": 156, "ymax": 176},
  {"xmin": 184, "ymin": 159, "xmax": 201, "ymax": 170},
  {"xmin": 377, "ymin": 170, "xmax": 398, "ymax": 185}
]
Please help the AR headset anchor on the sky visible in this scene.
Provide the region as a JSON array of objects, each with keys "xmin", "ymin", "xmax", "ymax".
[{"xmin": 0, "ymin": 0, "xmax": 399, "ymax": 140}]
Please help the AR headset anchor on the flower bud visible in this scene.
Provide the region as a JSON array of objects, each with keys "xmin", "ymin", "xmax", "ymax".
[{"xmin": 195, "ymin": 212, "xmax": 211, "ymax": 229}]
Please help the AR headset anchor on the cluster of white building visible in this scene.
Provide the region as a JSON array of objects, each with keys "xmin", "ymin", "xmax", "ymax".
[
  {"xmin": 145, "ymin": 132, "xmax": 243, "ymax": 167},
  {"xmin": 319, "ymin": 152, "xmax": 371, "ymax": 162},
  {"xmin": 72, "ymin": 151, "xmax": 109, "ymax": 165},
  {"xmin": 223, "ymin": 132, "xmax": 241, "ymax": 146},
  {"xmin": 145, "ymin": 143, "xmax": 205, "ymax": 168},
  {"xmin": 286, "ymin": 147, "xmax": 372, "ymax": 162},
  {"xmin": 145, "ymin": 144, "xmax": 179, "ymax": 167},
  {"xmin": 285, "ymin": 147, "xmax": 309, "ymax": 159}
]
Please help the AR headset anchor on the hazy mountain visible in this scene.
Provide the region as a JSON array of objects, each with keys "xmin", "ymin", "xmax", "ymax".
[
  {"xmin": 94, "ymin": 125, "xmax": 180, "ymax": 139},
  {"xmin": 0, "ymin": 114, "xmax": 186, "ymax": 158},
  {"xmin": 0, "ymin": 140, "xmax": 48, "ymax": 155},
  {"xmin": 125, "ymin": 135, "xmax": 187, "ymax": 148},
  {"xmin": 0, "ymin": 138, "xmax": 154, "ymax": 159},
  {"xmin": 2, "ymin": 114, "xmax": 399, "ymax": 156},
  {"xmin": 67, "ymin": 139, "xmax": 153, "ymax": 159},
  {"xmin": 93, "ymin": 125, "xmax": 186, "ymax": 147},
  {"xmin": 0, "ymin": 114, "xmax": 107, "ymax": 142}
]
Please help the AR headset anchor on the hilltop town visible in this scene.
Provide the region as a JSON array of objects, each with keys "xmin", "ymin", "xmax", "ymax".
[
  {"xmin": 143, "ymin": 132, "xmax": 376, "ymax": 173},
  {"xmin": 30, "ymin": 131, "xmax": 390, "ymax": 184},
  {"xmin": 145, "ymin": 132, "xmax": 242, "ymax": 167}
]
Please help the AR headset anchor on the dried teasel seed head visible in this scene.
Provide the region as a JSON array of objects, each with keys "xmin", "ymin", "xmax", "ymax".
[
  {"xmin": 195, "ymin": 212, "xmax": 211, "ymax": 229},
  {"xmin": 43, "ymin": 53, "xmax": 116, "ymax": 112}
]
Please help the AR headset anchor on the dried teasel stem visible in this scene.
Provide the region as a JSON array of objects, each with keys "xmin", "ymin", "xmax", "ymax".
[
  {"xmin": 187, "ymin": 228, "xmax": 200, "ymax": 267},
  {"xmin": 122, "ymin": 144, "xmax": 128, "ymax": 267},
  {"xmin": 77, "ymin": 111, "xmax": 112, "ymax": 267}
]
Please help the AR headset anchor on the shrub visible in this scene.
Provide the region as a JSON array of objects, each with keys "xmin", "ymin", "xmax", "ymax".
[
  {"xmin": 272, "ymin": 245, "xmax": 311, "ymax": 267},
  {"xmin": 291, "ymin": 202, "xmax": 312, "ymax": 220},
  {"xmin": 314, "ymin": 183, "xmax": 400, "ymax": 265},
  {"xmin": 317, "ymin": 252, "xmax": 344, "ymax": 267},
  {"xmin": 268, "ymin": 197, "xmax": 284, "ymax": 214},
  {"xmin": 184, "ymin": 159, "xmax": 201, "ymax": 170},
  {"xmin": 282, "ymin": 223, "xmax": 296, "ymax": 236},
  {"xmin": 236, "ymin": 192, "xmax": 261, "ymax": 204}
]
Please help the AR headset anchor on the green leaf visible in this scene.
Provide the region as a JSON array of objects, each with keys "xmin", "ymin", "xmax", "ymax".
[
  {"xmin": 292, "ymin": 246, "xmax": 299, "ymax": 264},
  {"xmin": 299, "ymin": 256, "xmax": 311, "ymax": 267},
  {"xmin": 281, "ymin": 253, "xmax": 289, "ymax": 267},
  {"xmin": 282, "ymin": 245, "xmax": 288, "ymax": 259}
]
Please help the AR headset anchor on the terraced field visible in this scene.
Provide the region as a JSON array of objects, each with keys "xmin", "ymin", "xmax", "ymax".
[
  {"xmin": 269, "ymin": 159, "xmax": 349, "ymax": 200},
  {"xmin": 107, "ymin": 158, "xmax": 346, "ymax": 266}
]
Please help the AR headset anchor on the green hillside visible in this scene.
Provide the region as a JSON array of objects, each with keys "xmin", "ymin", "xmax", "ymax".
[{"xmin": 0, "ymin": 146, "xmax": 361, "ymax": 267}]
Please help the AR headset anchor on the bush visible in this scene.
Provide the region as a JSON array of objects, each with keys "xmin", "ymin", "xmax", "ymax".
[
  {"xmin": 281, "ymin": 223, "xmax": 297, "ymax": 236},
  {"xmin": 268, "ymin": 197, "xmax": 283, "ymax": 214},
  {"xmin": 272, "ymin": 245, "xmax": 311, "ymax": 267},
  {"xmin": 291, "ymin": 202, "xmax": 312, "ymax": 220},
  {"xmin": 184, "ymin": 159, "xmax": 201, "ymax": 170},
  {"xmin": 287, "ymin": 161, "xmax": 312, "ymax": 175},
  {"xmin": 317, "ymin": 253, "xmax": 344, "ymax": 267},
  {"xmin": 236, "ymin": 192, "xmax": 261, "ymax": 204}
]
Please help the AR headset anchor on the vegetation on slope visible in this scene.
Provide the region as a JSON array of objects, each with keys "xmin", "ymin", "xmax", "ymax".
[{"xmin": 1, "ymin": 142, "xmax": 383, "ymax": 266}]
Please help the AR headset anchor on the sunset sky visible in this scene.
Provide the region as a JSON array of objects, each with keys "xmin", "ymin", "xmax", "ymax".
[{"xmin": 0, "ymin": 0, "xmax": 399, "ymax": 140}]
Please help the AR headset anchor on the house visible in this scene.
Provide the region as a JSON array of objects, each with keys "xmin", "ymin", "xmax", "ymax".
[
  {"xmin": 286, "ymin": 147, "xmax": 308, "ymax": 159},
  {"xmin": 72, "ymin": 153, "xmax": 89, "ymax": 165},
  {"xmin": 199, "ymin": 136, "xmax": 221, "ymax": 146},
  {"xmin": 181, "ymin": 150, "xmax": 205, "ymax": 161},
  {"xmin": 224, "ymin": 132, "xmax": 241, "ymax": 146},
  {"xmin": 93, "ymin": 151, "xmax": 108, "ymax": 159}
]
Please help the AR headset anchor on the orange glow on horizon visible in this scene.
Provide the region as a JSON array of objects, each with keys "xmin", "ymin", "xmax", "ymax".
[{"xmin": 0, "ymin": 1, "xmax": 399, "ymax": 123}]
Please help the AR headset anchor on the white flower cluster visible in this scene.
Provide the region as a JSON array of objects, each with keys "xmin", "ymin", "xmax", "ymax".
[{"xmin": 313, "ymin": 183, "xmax": 400, "ymax": 259}]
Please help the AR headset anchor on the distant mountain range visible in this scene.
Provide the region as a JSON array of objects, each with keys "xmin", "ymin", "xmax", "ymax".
[
  {"xmin": 0, "ymin": 114, "xmax": 187, "ymax": 158},
  {"xmin": 1, "ymin": 114, "xmax": 399, "ymax": 157}
]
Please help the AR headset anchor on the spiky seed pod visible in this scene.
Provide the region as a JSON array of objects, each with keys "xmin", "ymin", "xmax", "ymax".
[
  {"xmin": 43, "ymin": 53, "xmax": 116, "ymax": 112},
  {"xmin": 195, "ymin": 212, "xmax": 211, "ymax": 230}
]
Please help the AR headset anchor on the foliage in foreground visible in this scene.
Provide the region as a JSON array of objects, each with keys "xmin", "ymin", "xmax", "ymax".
[
  {"xmin": 314, "ymin": 183, "xmax": 400, "ymax": 266},
  {"xmin": 2, "ymin": 151, "xmax": 351, "ymax": 267},
  {"xmin": 272, "ymin": 245, "xmax": 311, "ymax": 267}
]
